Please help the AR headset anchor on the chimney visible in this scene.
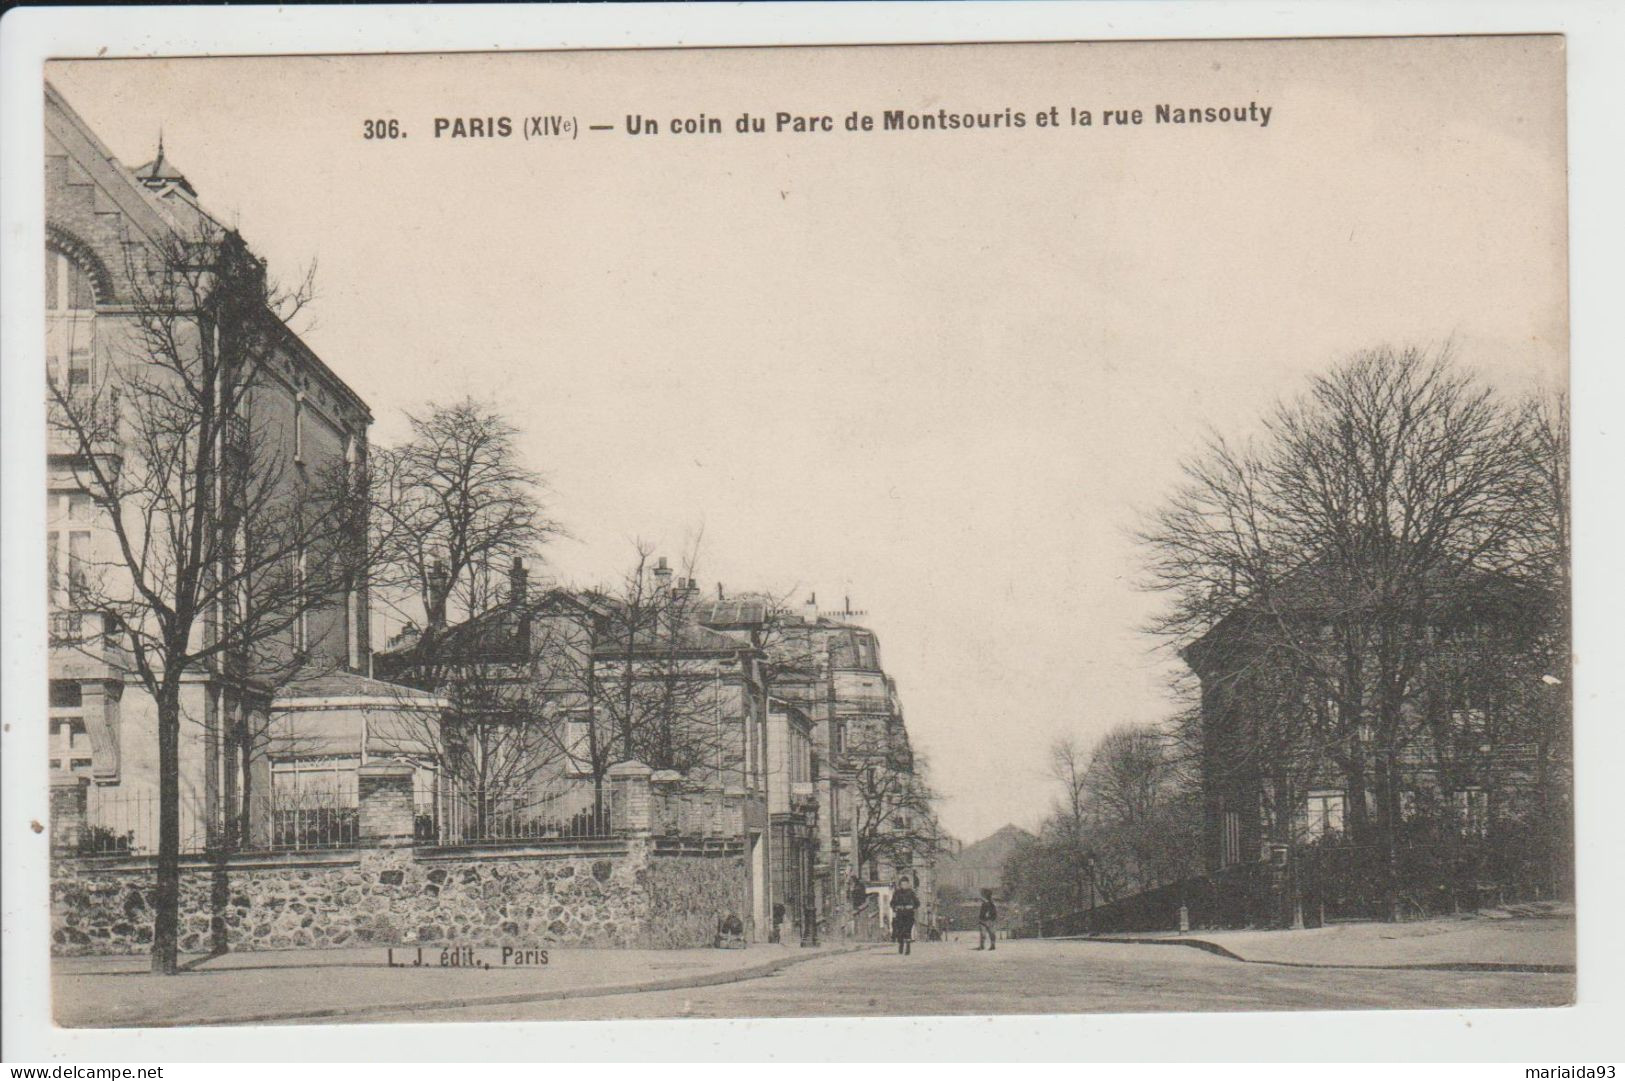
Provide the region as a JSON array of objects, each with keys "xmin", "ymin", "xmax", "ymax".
[
  {"xmin": 716, "ymin": 582, "xmax": 724, "ymax": 600},
  {"xmin": 509, "ymin": 556, "xmax": 528, "ymax": 605},
  {"xmin": 802, "ymin": 592, "xmax": 818, "ymax": 622},
  {"xmin": 426, "ymin": 560, "xmax": 449, "ymax": 628},
  {"xmin": 653, "ymin": 556, "xmax": 672, "ymax": 593}
]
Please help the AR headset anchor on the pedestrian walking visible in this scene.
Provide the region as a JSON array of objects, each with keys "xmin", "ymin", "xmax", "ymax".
[
  {"xmin": 975, "ymin": 887, "xmax": 998, "ymax": 951},
  {"xmin": 891, "ymin": 875, "xmax": 920, "ymax": 955}
]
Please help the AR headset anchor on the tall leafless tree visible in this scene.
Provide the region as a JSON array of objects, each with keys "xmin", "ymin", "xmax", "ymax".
[
  {"xmin": 848, "ymin": 733, "xmax": 943, "ymax": 879},
  {"xmin": 370, "ymin": 397, "xmax": 561, "ymax": 650},
  {"xmin": 365, "ymin": 398, "xmax": 565, "ymax": 832},
  {"xmin": 48, "ymin": 222, "xmax": 366, "ymax": 973},
  {"xmin": 1142, "ymin": 345, "xmax": 1559, "ymax": 919},
  {"xmin": 1048, "ymin": 736, "xmax": 1092, "ymax": 912}
]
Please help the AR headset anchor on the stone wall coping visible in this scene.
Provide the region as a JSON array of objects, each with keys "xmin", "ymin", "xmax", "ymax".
[
  {"xmin": 61, "ymin": 849, "xmax": 364, "ymax": 873},
  {"xmin": 50, "ymin": 770, "xmax": 90, "ymax": 789},
  {"xmin": 412, "ymin": 839, "xmax": 632, "ymax": 862},
  {"xmin": 357, "ymin": 761, "xmax": 417, "ymax": 779}
]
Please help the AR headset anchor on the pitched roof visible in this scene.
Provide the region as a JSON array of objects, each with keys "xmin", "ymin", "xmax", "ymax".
[
  {"xmin": 45, "ymin": 83, "xmax": 373, "ymax": 424},
  {"xmin": 692, "ymin": 597, "xmax": 769, "ymax": 628},
  {"xmin": 273, "ymin": 667, "xmax": 441, "ymax": 703},
  {"xmin": 373, "ymin": 587, "xmax": 609, "ymax": 666},
  {"xmin": 1181, "ymin": 551, "xmax": 1542, "ymax": 666}
]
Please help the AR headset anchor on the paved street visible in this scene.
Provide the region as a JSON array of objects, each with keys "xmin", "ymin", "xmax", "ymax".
[{"xmin": 351, "ymin": 938, "xmax": 1573, "ymax": 1024}]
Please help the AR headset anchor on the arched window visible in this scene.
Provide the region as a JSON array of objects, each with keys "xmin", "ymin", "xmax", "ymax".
[
  {"xmin": 45, "ymin": 247, "xmax": 98, "ymax": 390},
  {"xmin": 46, "ymin": 248, "xmax": 98, "ymax": 311}
]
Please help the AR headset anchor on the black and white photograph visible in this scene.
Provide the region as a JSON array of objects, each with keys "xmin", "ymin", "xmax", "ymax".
[{"xmin": 3, "ymin": 11, "xmax": 1615, "ymax": 1064}]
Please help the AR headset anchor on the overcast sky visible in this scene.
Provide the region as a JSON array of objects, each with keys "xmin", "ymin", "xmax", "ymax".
[{"xmin": 49, "ymin": 37, "xmax": 1566, "ymax": 843}]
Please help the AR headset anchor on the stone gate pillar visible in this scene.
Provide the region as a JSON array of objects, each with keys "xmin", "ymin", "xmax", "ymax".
[
  {"xmin": 607, "ymin": 760, "xmax": 654, "ymax": 836},
  {"xmin": 50, "ymin": 770, "xmax": 89, "ymax": 855},
  {"xmin": 358, "ymin": 761, "xmax": 416, "ymax": 847}
]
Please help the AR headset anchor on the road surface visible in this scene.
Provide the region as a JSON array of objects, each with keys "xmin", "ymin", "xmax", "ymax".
[{"xmin": 348, "ymin": 937, "xmax": 1572, "ymax": 1024}]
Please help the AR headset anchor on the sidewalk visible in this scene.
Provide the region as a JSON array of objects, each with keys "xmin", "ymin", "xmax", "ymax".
[
  {"xmin": 54, "ymin": 941, "xmax": 874, "ymax": 1028},
  {"xmin": 1069, "ymin": 905, "xmax": 1575, "ymax": 972}
]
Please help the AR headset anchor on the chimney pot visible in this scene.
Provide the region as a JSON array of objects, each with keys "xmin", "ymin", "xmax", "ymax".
[{"xmin": 510, "ymin": 556, "xmax": 528, "ymax": 604}]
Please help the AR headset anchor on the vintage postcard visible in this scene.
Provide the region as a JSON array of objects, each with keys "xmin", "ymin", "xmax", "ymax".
[{"xmin": 30, "ymin": 34, "xmax": 1571, "ymax": 1031}]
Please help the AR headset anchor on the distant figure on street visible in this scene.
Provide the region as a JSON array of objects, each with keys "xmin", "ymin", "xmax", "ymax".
[
  {"xmin": 976, "ymin": 888, "xmax": 998, "ymax": 951},
  {"xmin": 891, "ymin": 875, "xmax": 920, "ymax": 955},
  {"xmin": 848, "ymin": 875, "xmax": 868, "ymax": 936}
]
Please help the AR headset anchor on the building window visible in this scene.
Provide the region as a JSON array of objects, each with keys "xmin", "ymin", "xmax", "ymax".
[
  {"xmin": 1301, "ymin": 790, "xmax": 1346, "ymax": 840},
  {"xmin": 293, "ymin": 393, "xmax": 305, "ymax": 466},
  {"xmin": 1220, "ymin": 809, "xmax": 1242, "ymax": 866},
  {"xmin": 46, "ymin": 250, "xmax": 97, "ymax": 311},
  {"xmin": 270, "ymin": 757, "xmax": 359, "ymax": 847},
  {"xmin": 563, "ymin": 710, "xmax": 593, "ymax": 775},
  {"xmin": 1451, "ymin": 706, "xmax": 1490, "ymax": 753},
  {"xmin": 50, "ymin": 679, "xmax": 91, "ymax": 774},
  {"xmin": 1398, "ymin": 789, "xmax": 1419, "ymax": 821},
  {"xmin": 1455, "ymin": 787, "xmax": 1489, "ymax": 839},
  {"xmin": 48, "ymin": 495, "xmax": 95, "ymax": 613},
  {"xmin": 46, "ymin": 250, "xmax": 97, "ymax": 391}
]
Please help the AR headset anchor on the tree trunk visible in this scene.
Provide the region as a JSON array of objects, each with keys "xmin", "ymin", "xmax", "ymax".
[
  {"xmin": 238, "ymin": 729, "xmax": 254, "ymax": 851},
  {"xmin": 1373, "ymin": 749, "xmax": 1401, "ymax": 922},
  {"xmin": 153, "ymin": 679, "xmax": 182, "ymax": 974},
  {"xmin": 1344, "ymin": 747, "xmax": 1371, "ymax": 844},
  {"xmin": 1535, "ymin": 730, "xmax": 1562, "ymax": 899}
]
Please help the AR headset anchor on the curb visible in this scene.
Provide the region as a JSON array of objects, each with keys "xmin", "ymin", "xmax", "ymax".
[
  {"xmin": 1053, "ymin": 935, "xmax": 1575, "ymax": 974},
  {"xmin": 83, "ymin": 943, "xmax": 881, "ymax": 1029}
]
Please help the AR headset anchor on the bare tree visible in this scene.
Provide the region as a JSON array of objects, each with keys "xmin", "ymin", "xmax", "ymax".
[
  {"xmin": 370, "ymin": 398, "xmax": 560, "ymax": 647},
  {"xmin": 48, "ymin": 222, "xmax": 366, "ymax": 973},
  {"xmin": 1142, "ymin": 345, "xmax": 1552, "ymax": 919},
  {"xmin": 1048, "ymin": 736, "xmax": 1092, "ymax": 913},
  {"xmin": 1517, "ymin": 392, "xmax": 1572, "ymax": 895},
  {"xmin": 365, "ymin": 398, "xmax": 567, "ymax": 833},
  {"xmin": 371, "ymin": 639, "xmax": 572, "ymax": 841},
  {"xmin": 848, "ymin": 733, "xmax": 943, "ymax": 879},
  {"xmin": 586, "ymin": 539, "xmax": 752, "ymax": 789}
]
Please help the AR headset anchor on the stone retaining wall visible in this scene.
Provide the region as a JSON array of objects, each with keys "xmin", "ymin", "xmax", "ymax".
[{"xmin": 52, "ymin": 839, "xmax": 748, "ymax": 955}]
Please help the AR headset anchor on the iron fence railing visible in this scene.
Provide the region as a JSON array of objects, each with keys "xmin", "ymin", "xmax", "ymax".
[
  {"xmin": 71, "ymin": 780, "xmax": 624, "ymax": 856},
  {"xmin": 434, "ymin": 782, "xmax": 611, "ymax": 845},
  {"xmin": 76, "ymin": 787, "xmax": 363, "ymax": 856}
]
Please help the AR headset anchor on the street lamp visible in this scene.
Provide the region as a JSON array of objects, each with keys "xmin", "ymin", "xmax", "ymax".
[{"xmin": 1084, "ymin": 850, "xmax": 1098, "ymax": 934}]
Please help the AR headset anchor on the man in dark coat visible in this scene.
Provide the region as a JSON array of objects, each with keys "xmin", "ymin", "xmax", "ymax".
[
  {"xmin": 976, "ymin": 888, "xmax": 998, "ymax": 951},
  {"xmin": 891, "ymin": 875, "xmax": 920, "ymax": 955}
]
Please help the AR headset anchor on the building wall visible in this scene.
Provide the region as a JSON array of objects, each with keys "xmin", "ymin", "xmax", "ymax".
[
  {"xmin": 45, "ymin": 87, "xmax": 375, "ymax": 830},
  {"xmin": 1191, "ymin": 631, "xmax": 1560, "ymax": 874},
  {"xmin": 52, "ymin": 839, "xmax": 748, "ymax": 955}
]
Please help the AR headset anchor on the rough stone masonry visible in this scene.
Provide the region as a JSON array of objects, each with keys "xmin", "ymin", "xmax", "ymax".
[{"xmin": 52, "ymin": 840, "xmax": 749, "ymax": 955}]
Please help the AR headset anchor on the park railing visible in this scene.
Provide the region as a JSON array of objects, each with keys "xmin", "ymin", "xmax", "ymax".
[
  {"xmin": 1042, "ymin": 837, "xmax": 1571, "ymax": 935},
  {"xmin": 434, "ymin": 781, "xmax": 611, "ymax": 845}
]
